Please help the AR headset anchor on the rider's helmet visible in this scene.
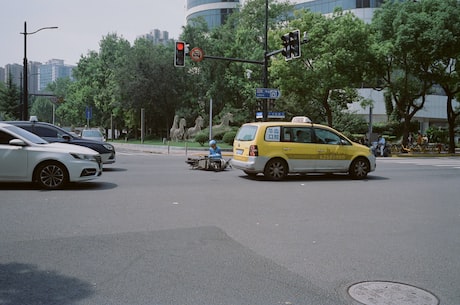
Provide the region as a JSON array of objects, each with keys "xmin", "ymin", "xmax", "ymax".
[{"xmin": 209, "ymin": 139, "xmax": 216, "ymax": 146}]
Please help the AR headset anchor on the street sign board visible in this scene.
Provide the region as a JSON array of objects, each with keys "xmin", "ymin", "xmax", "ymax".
[
  {"xmin": 255, "ymin": 88, "xmax": 281, "ymax": 99},
  {"xmin": 268, "ymin": 111, "xmax": 285, "ymax": 119},
  {"xmin": 256, "ymin": 111, "xmax": 285, "ymax": 119}
]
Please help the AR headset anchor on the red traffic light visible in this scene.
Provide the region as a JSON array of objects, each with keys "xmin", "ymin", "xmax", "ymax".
[
  {"xmin": 175, "ymin": 41, "xmax": 186, "ymax": 67},
  {"xmin": 176, "ymin": 42, "xmax": 185, "ymax": 51}
]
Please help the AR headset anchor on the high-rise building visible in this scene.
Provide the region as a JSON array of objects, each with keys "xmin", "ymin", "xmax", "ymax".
[
  {"xmin": 186, "ymin": 0, "xmax": 241, "ymax": 31},
  {"xmin": 0, "ymin": 67, "xmax": 5, "ymax": 84},
  {"xmin": 4, "ymin": 64, "xmax": 23, "ymax": 88},
  {"xmin": 38, "ymin": 59, "xmax": 74, "ymax": 92},
  {"xmin": 292, "ymin": 0, "xmax": 385, "ymax": 23},
  {"xmin": 29, "ymin": 62, "xmax": 41, "ymax": 94},
  {"xmin": 138, "ymin": 29, "xmax": 171, "ymax": 45}
]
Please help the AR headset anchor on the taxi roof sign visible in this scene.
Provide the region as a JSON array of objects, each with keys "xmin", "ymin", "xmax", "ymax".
[{"xmin": 291, "ymin": 116, "xmax": 311, "ymax": 123}]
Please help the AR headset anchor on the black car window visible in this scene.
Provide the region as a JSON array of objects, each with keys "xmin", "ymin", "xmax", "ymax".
[
  {"xmin": 33, "ymin": 126, "xmax": 58, "ymax": 138},
  {"xmin": 0, "ymin": 130, "xmax": 15, "ymax": 144},
  {"xmin": 282, "ymin": 127, "xmax": 313, "ymax": 143}
]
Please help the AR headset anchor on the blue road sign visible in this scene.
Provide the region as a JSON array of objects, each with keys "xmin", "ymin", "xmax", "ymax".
[
  {"xmin": 256, "ymin": 88, "xmax": 281, "ymax": 99},
  {"xmin": 268, "ymin": 111, "xmax": 285, "ymax": 119},
  {"xmin": 256, "ymin": 111, "xmax": 285, "ymax": 119}
]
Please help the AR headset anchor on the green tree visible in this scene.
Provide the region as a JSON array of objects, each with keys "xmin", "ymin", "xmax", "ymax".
[
  {"xmin": 117, "ymin": 38, "xmax": 182, "ymax": 138},
  {"xmin": 371, "ymin": 0, "xmax": 439, "ymax": 146},
  {"xmin": 0, "ymin": 76, "xmax": 21, "ymax": 120},
  {"xmin": 94, "ymin": 34, "xmax": 131, "ymax": 132},
  {"xmin": 271, "ymin": 8, "xmax": 373, "ymax": 127},
  {"xmin": 411, "ymin": 0, "xmax": 460, "ymax": 152},
  {"xmin": 57, "ymin": 51, "xmax": 100, "ymax": 127},
  {"xmin": 30, "ymin": 97, "xmax": 53, "ymax": 123},
  {"xmin": 181, "ymin": 0, "xmax": 294, "ymax": 125}
]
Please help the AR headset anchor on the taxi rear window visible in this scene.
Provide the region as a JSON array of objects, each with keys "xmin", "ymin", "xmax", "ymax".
[{"xmin": 235, "ymin": 125, "xmax": 258, "ymax": 141}]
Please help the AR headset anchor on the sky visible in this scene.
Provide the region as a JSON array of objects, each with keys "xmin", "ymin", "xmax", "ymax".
[{"xmin": 0, "ymin": 0, "xmax": 187, "ymax": 67}]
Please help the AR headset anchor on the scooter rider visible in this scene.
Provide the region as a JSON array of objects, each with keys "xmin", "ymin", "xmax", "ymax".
[
  {"xmin": 209, "ymin": 139, "xmax": 222, "ymax": 159},
  {"xmin": 377, "ymin": 135, "xmax": 386, "ymax": 157}
]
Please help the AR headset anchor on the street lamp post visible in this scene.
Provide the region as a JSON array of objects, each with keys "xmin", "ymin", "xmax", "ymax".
[{"xmin": 21, "ymin": 21, "xmax": 58, "ymax": 120}]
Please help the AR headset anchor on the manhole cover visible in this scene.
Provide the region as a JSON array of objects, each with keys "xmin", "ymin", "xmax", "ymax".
[{"xmin": 348, "ymin": 281, "xmax": 439, "ymax": 305}]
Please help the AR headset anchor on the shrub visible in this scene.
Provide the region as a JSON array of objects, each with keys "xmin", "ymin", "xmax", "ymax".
[
  {"xmin": 223, "ymin": 131, "xmax": 237, "ymax": 146},
  {"xmin": 194, "ymin": 132, "xmax": 208, "ymax": 146}
]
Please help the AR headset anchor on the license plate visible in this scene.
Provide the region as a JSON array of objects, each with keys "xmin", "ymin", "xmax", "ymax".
[{"xmin": 236, "ymin": 149, "xmax": 243, "ymax": 155}]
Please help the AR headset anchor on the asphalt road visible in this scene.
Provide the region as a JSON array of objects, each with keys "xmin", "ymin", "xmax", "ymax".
[{"xmin": 0, "ymin": 147, "xmax": 459, "ymax": 305}]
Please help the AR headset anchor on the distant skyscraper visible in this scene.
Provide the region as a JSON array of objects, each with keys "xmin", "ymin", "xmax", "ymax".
[
  {"xmin": 186, "ymin": 0, "xmax": 241, "ymax": 31},
  {"xmin": 5, "ymin": 64, "xmax": 23, "ymax": 88},
  {"xmin": 29, "ymin": 62, "xmax": 41, "ymax": 94},
  {"xmin": 138, "ymin": 29, "xmax": 171, "ymax": 45},
  {"xmin": 38, "ymin": 59, "xmax": 74, "ymax": 92},
  {"xmin": 0, "ymin": 67, "xmax": 5, "ymax": 84}
]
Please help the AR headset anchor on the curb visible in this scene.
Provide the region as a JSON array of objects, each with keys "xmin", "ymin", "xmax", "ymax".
[{"xmin": 112, "ymin": 142, "xmax": 233, "ymax": 156}]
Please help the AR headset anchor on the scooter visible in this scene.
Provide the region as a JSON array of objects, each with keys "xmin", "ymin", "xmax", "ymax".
[
  {"xmin": 185, "ymin": 156, "xmax": 231, "ymax": 171},
  {"xmin": 371, "ymin": 142, "xmax": 391, "ymax": 157}
]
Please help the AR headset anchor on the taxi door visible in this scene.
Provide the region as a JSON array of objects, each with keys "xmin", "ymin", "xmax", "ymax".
[
  {"xmin": 281, "ymin": 126, "xmax": 317, "ymax": 172},
  {"xmin": 313, "ymin": 127, "xmax": 351, "ymax": 171}
]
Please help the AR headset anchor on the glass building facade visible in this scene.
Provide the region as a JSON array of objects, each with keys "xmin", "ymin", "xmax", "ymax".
[
  {"xmin": 185, "ymin": 0, "xmax": 387, "ymax": 32},
  {"xmin": 38, "ymin": 59, "xmax": 74, "ymax": 92},
  {"xmin": 293, "ymin": 0, "xmax": 385, "ymax": 23},
  {"xmin": 293, "ymin": 0, "xmax": 385, "ymax": 13},
  {"xmin": 186, "ymin": 0, "xmax": 240, "ymax": 30}
]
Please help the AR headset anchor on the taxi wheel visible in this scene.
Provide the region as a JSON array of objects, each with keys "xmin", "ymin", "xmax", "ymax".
[
  {"xmin": 35, "ymin": 161, "xmax": 69, "ymax": 189},
  {"xmin": 349, "ymin": 158, "xmax": 369, "ymax": 180},
  {"xmin": 264, "ymin": 158, "xmax": 288, "ymax": 181}
]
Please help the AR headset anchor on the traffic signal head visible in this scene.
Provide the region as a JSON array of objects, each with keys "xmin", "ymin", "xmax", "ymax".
[
  {"xmin": 290, "ymin": 30, "xmax": 301, "ymax": 59},
  {"xmin": 281, "ymin": 33, "xmax": 291, "ymax": 61},
  {"xmin": 280, "ymin": 30, "xmax": 301, "ymax": 61},
  {"xmin": 174, "ymin": 41, "xmax": 186, "ymax": 67}
]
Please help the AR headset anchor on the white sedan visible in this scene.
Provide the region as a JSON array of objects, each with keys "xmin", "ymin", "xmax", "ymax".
[
  {"xmin": 81, "ymin": 129, "xmax": 105, "ymax": 142},
  {"xmin": 0, "ymin": 123, "xmax": 102, "ymax": 189}
]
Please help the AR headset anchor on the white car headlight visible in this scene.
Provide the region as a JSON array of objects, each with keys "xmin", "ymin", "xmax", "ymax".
[{"xmin": 70, "ymin": 153, "xmax": 97, "ymax": 161}]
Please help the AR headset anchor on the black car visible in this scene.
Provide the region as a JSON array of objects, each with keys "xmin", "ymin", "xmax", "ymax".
[{"xmin": 5, "ymin": 120, "xmax": 115, "ymax": 164}]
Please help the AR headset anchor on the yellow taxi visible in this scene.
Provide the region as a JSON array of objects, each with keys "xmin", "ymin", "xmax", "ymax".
[{"xmin": 231, "ymin": 116, "xmax": 376, "ymax": 180}]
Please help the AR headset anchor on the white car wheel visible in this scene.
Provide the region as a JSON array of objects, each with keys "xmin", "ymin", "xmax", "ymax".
[{"xmin": 36, "ymin": 162, "xmax": 68, "ymax": 189}]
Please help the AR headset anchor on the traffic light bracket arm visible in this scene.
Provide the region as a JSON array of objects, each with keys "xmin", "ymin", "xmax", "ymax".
[{"xmin": 202, "ymin": 55, "xmax": 264, "ymax": 65}]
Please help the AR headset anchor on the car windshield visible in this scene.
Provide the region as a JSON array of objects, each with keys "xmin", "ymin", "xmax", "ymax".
[
  {"xmin": 82, "ymin": 130, "xmax": 102, "ymax": 137},
  {"xmin": 4, "ymin": 125, "xmax": 49, "ymax": 144}
]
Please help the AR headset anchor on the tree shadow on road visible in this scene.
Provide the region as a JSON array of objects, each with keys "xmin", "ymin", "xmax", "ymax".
[
  {"xmin": 0, "ymin": 263, "xmax": 94, "ymax": 305},
  {"xmin": 0, "ymin": 262, "xmax": 94, "ymax": 305}
]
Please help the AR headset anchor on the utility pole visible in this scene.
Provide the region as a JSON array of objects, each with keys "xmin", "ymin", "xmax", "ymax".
[{"xmin": 263, "ymin": 0, "xmax": 269, "ymax": 121}]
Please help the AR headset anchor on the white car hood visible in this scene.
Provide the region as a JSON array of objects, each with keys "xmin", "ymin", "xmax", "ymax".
[{"xmin": 40, "ymin": 142, "xmax": 99, "ymax": 155}]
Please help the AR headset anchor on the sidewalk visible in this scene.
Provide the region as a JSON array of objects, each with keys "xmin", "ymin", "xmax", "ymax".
[
  {"xmin": 112, "ymin": 142, "xmax": 233, "ymax": 156},
  {"xmin": 112, "ymin": 142, "xmax": 458, "ymax": 158}
]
